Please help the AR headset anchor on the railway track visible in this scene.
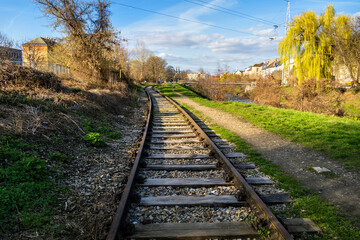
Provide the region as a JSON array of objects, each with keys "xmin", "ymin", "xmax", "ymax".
[{"xmin": 107, "ymin": 87, "xmax": 293, "ymax": 240}]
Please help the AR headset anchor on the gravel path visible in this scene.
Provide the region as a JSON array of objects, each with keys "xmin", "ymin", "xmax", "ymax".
[{"xmin": 173, "ymin": 92, "xmax": 360, "ymax": 220}]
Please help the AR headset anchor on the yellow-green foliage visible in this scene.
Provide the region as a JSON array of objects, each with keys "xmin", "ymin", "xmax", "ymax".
[{"xmin": 279, "ymin": 5, "xmax": 352, "ymax": 84}]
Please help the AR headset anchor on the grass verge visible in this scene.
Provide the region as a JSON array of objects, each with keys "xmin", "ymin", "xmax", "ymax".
[
  {"xmin": 0, "ymin": 136, "xmax": 57, "ymax": 234},
  {"xmin": 158, "ymin": 83, "xmax": 360, "ymax": 172},
  {"xmin": 178, "ymin": 103, "xmax": 360, "ymax": 239}
]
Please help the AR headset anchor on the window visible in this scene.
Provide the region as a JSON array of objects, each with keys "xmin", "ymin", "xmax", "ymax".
[
  {"xmin": 29, "ymin": 47, "xmax": 33, "ymax": 51},
  {"xmin": 29, "ymin": 54, "xmax": 34, "ymax": 60}
]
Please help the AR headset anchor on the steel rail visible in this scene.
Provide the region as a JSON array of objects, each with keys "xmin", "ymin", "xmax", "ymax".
[
  {"xmin": 106, "ymin": 87, "xmax": 152, "ymax": 240},
  {"xmin": 157, "ymin": 88, "xmax": 293, "ymax": 240}
]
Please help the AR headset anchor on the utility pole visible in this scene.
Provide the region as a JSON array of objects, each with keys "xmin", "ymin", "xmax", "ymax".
[{"xmin": 282, "ymin": 0, "xmax": 291, "ymax": 85}]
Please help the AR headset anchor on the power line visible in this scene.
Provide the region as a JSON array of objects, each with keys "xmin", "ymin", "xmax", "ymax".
[
  {"xmin": 112, "ymin": 1, "xmax": 260, "ymax": 36},
  {"xmin": 185, "ymin": 0, "xmax": 279, "ymax": 26}
]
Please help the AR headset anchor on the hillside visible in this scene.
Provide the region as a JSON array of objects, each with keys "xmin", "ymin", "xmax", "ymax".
[{"xmin": 0, "ymin": 61, "xmax": 147, "ymax": 239}]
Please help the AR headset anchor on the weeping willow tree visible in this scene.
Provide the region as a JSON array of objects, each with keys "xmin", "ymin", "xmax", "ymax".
[{"xmin": 279, "ymin": 5, "xmax": 352, "ymax": 85}]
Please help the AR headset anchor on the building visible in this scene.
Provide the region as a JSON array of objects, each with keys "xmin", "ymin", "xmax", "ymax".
[
  {"xmin": 22, "ymin": 37, "xmax": 69, "ymax": 75},
  {"xmin": 0, "ymin": 46, "xmax": 22, "ymax": 63},
  {"xmin": 22, "ymin": 37, "xmax": 56, "ymax": 66},
  {"xmin": 187, "ymin": 73, "xmax": 207, "ymax": 81},
  {"xmin": 234, "ymin": 69, "xmax": 244, "ymax": 75},
  {"xmin": 333, "ymin": 65, "xmax": 354, "ymax": 86},
  {"xmin": 244, "ymin": 62, "xmax": 264, "ymax": 78},
  {"xmin": 261, "ymin": 58, "xmax": 282, "ymax": 77}
]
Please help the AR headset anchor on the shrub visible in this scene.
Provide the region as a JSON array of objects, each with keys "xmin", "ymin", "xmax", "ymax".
[
  {"xmin": 83, "ymin": 132, "xmax": 106, "ymax": 147},
  {"xmin": 250, "ymin": 76, "xmax": 282, "ymax": 107}
]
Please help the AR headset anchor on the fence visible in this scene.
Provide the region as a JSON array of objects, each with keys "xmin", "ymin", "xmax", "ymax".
[{"xmin": 18, "ymin": 62, "xmax": 70, "ymax": 75}]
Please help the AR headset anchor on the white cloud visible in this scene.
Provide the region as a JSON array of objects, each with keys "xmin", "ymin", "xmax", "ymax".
[
  {"xmin": 207, "ymin": 36, "xmax": 279, "ymax": 55},
  {"xmin": 253, "ymin": 28, "xmax": 276, "ymax": 37},
  {"xmin": 139, "ymin": 32, "xmax": 221, "ymax": 49},
  {"xmin": 120, "ymin": 0, "xmax": 281, "ymax": 73}
]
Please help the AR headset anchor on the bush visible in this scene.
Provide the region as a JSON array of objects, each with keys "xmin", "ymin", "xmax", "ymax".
[
  {"xmin": 250, "ymin": 76, "xmax": 282, "ymax": 107},
  {"xmin": 285, "ymin": 79, "xmax": 343, "ymax": 116},
  {"xmin": 83, "ymin": 132, "xmax": 106, "ymax": 147}
]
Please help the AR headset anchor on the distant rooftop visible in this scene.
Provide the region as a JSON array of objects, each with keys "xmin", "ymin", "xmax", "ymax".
[
  {"xmin": 23, "ymin": 37, "xmax": 56, "ymax": 46},
  {"xmin": 252, "ymin": 62, "xmax": 263, "ymax": 67}
]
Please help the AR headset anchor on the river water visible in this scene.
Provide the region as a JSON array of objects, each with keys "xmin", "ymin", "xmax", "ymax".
[{"xmin": 225, "ymin": 94, "xmax": 253, "ymax": 104}]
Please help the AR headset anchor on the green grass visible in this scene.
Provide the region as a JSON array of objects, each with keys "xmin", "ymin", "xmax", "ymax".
[
  {"xmin": 158, "ymin": 83, "xmax": 360, "ymax": 172},
  {"xmin": 0, "ymin": 136, "xmax": 57, "ymax": 234},
  {"xmin": 81, "ymin": 119, "xmax": 120, "ymax": 141},
  {"xmin": 178, "ymin": 103, "xmax": 360, "ymax": 239}
]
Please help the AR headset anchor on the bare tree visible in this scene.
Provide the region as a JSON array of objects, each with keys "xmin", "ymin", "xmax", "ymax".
[
  {"xmin": 165, "ymin": 65, "xmax": 175, "ymax": 82},
  {"xmin": 0, "ymin": 32, "xmax": 14, "ymax": 60},
  {"xmin": 216, "ymin": 62, "xmax": 223, "ymax": 75},
  {"xmin": 34, "ymin": 0, "xmax": 121, "ymax": 84},
  {"xmin": 144, "ymin": 56, "xmax": 167, "ymax": 82},
  {"xmin": 198, "ymin": 67, "xmax": 205, "ymax": 74},
  {"xmin": 131, "ymin": 41, "xmax": 151, "ymax": 81},
  {"xmin": 333, "ymin": 16, "xmax": 360, "ymax": 86}
]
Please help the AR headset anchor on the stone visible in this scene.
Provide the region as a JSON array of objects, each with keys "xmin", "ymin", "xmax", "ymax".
[{"xmin": 312, "ymin": 167, "xmax": 331, "ymax": 174}]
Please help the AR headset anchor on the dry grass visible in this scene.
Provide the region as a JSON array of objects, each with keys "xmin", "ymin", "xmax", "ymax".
[
  {"xmin": 0, "ymin": 61, "xmax": 139, "ymax": 135},
  {"xmin": 191, "ymin": 75, "xmax": 253, "ymax": 101},
  {"xmin": 250, "ymin": 77, "xmax": 360, "ymax": 118},
  {"xmin": 281, "ymin": 79, "xmax": 343, "ymax": 116},
  {"xmin": 250, "ymin": 76, "xmax": 282, "ymax": 107},
  {"xmin": 0, "ymin": 61, "xmax": 60, "ymax": 90}
]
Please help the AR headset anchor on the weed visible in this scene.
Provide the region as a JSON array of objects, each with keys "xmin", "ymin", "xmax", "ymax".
[
  {"xmin": 257, "ymin": 227, "xmax": 271, "ymax": 239},
  {"xmin": 48, "ymin": 133, "xmax": 62, "ymax": 142},
  {"xmin": 83, "ymin": 132, "xmax": 106, "ymax": 147},
  {"xmin": 49, "ymin": 152, "xmax": 69, "ymax": 164},
  {"xmin": 81, "ymin": 119, "xmax": 94, "ymax": 132},
  {"xmin": 82, "ymin": 119, "xmax": 120, "ymax": 140},
  {"xmin": 104, "ymin": 131, "xmax": 120, "ymax": 139}
]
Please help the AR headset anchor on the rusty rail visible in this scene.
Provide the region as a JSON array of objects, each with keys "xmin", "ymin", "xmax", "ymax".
[{"xmin": 106, "ymin": 87, "xmax": 152, "ymax": 240}]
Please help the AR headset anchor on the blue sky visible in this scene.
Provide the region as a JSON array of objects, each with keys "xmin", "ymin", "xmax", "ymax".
[{"xmin": 1, "ymin": 0, "xmax": 359, "ymax": 73}]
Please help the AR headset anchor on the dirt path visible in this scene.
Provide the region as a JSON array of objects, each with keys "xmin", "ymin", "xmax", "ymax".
[{"xmin": 173, "ymin": 93, "xmax": 360, "ymax": 220}]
